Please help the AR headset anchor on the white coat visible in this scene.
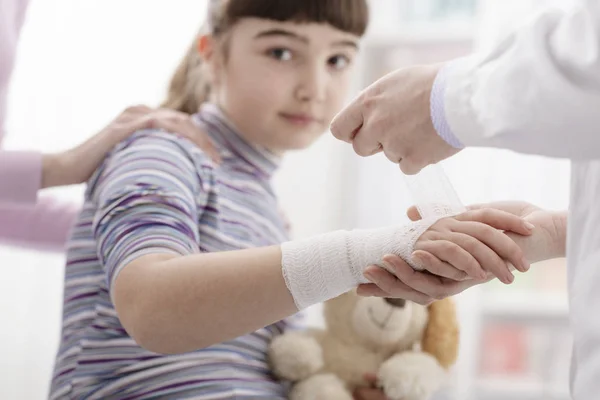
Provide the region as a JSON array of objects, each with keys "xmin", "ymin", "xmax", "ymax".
[{"xmin": 443, "ymin": 1, "xmax": 600, "ymax": 398}]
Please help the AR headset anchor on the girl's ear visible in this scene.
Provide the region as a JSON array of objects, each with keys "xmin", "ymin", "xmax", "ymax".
[
  {"xmin": 197, "ymin": 34, "xmax": 222, "ymax": 89},
  {"xmin": 197, "ymin": 35, "xmax": 214, "ymax": 61},
  {"xmin": 196, "ymin": 35, "xmax": 212, "ymax": 61}
]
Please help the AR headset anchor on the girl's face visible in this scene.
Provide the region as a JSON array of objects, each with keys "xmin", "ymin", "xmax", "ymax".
[{"xmin": 204, "ymin": 18, "xmax": 360, "ymax": 153}]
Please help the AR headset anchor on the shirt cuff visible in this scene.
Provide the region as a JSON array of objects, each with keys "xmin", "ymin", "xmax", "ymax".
[
  {"xmin": 0, "ymin": 151, "xmax": 42, "ymax": 205},
  {"xmin": 430, "ymin": 61, "xmax": 465, "ymax": 149}
]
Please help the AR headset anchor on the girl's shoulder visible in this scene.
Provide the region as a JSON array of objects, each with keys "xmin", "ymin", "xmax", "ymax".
[{"xmin": 86, "ymin": 129, "xmax": 217, "ymax": 199}]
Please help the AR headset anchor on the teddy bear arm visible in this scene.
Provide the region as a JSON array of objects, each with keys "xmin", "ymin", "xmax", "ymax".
[
  {"xmin": 378, "ymin": 351, "xmax": 447, "ymax": 400},
  {"xmin": 269, "ymin": 331, "xmax": 325, "ymax": 382}
]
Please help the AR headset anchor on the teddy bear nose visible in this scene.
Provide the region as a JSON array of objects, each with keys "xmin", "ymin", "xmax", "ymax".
[{"xmin": 384, "ymin": 298, "xmax": 406, "ymax": 308}]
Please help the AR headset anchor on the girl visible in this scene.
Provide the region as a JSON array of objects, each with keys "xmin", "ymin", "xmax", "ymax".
[{"xmin": 50, "ymin": 1, "xmax": 535, "ymax": 398}]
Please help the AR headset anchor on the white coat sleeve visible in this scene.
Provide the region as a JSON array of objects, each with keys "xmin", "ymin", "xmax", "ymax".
[{"xmin": 440, "ymin": 0, "xmax": 600, "ymax": 159}]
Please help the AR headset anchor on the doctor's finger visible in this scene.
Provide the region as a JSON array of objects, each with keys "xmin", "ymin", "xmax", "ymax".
[{"xmin": 330, "ymin": 98, "xmax": 365, "ymax": 143}]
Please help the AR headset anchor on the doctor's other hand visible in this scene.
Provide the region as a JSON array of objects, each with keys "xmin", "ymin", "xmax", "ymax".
[{"xmin": 330, "ymin": 64, "xmax": 459, "ymax": 175}]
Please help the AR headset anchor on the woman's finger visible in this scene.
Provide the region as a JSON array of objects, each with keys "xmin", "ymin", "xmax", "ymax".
[
  {"xmin": 363, "ymin": 263, "xmax": 434, "ymax": 305},
  {"xmin": 383, "ymin": 254, "xmax": 482, "ymax": 301},
  {"xmin": 179, "ymin": 125, "xmax": 222, "ymax": 163},
  {"xmin": 406, "ymin": 206, "xmax": 421, "ymax": 221},
  {"xmin": 414, "ymin": 239, "xmax": 485, "ymax": 280},
  {"xmin": 357, "ymin": 283, "xmax": 390, "ymax": 297},
  {"xmin": 123, "ymin": 105, "xmax": 153, "ymax": 117},
  {"xmin": 150, "ymin": 120, "xmax": 222, "ymax": 163},
  {"xmin": 412, "ymin": 249, "xmax": 470, "ymax": 281}
]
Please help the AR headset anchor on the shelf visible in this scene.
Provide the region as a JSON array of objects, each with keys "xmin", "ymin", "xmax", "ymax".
[
  {"xmin": 481, "ymin": 291, "xmax": 569, "ymax": 320},
  {"xmin": 475, "ymin": 377, "xmax": 570, "ymax": 400}
]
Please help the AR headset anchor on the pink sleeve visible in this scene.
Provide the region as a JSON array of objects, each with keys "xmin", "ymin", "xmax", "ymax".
[
  {"xmin": 0, "ymin": 150, "xmax": 42, "ymax": 205},
  {"xmin": 0, "ymin": 195, "xmax": 80, "ymax": 252}
]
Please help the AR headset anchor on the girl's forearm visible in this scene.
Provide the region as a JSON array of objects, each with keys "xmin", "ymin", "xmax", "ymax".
[
  {"xmin": 113, "ymin": 246, "xmax": 297, "ymax": 354},
  {"xmin": 112, "ymin": 211, "xmax": 544, "ymax": 354}
]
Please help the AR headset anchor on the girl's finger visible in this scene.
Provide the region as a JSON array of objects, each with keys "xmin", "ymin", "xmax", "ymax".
[
  {"xmin": 353, "ymin": 387, "xmax": 389, "ymax": 400},
  {"xmin": 414, "ymin": 239, "xmax": 485, "ymax": 280},
  {"xmin": 456, "ymin": 208, "xmax": 534, "ymax": 236},
  {"xmin": 448, "ymin": 230, "xmax": 520, "ymax": 282},
  {"xmin": 412, "ymin": 249, "xmax": 470, "ymax": 281},
  {"xmin": 363, "ymin": 373, "xmax": 379, "ymax": 386},
  {"xmin": 452, "ymin": 220, "xmax": 528, "ymax": 276}
]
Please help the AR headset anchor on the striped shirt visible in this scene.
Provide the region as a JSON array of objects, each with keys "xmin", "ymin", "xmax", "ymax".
[{"xmin": 50, "ymin": 104, "xmax": 300, "ymax": 399}]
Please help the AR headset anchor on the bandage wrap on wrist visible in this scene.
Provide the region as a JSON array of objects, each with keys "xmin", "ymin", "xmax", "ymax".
[{"xmin": 281, "ymin": 216, "xmax": 440, "ymax": 310}]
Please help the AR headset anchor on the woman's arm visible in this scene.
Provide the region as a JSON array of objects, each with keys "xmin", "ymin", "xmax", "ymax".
[
  {"xmin": 0, "ymin": 197, "xmax": 80, "ymax": 252},
  {"xmin": 0, "ymin": 151, "xmax": 42, "ymax": 205},
  {"xmin": 0, "ymin": 106, "xmax": 218, "ymax": 251},
  {"xmin": 39, "ymin": 106, "xmax": 220, "ymax": 190}
]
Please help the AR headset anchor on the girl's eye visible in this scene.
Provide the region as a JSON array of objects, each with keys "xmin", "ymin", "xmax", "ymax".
[
  {"xmin": 267, "ymin": 48, "xmax": 293, "ymax": 61},
  {"xmin": 328, "ymin": 55, "xmax": 351, "ymax": 70}
]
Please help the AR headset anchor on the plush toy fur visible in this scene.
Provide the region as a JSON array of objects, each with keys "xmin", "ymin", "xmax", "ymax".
[{"xmin": 269, "ymin": 291, "xmax": 459, "ymax": 400}]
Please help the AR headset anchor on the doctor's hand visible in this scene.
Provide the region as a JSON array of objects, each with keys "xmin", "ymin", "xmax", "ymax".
[
  {"xmin": 357, "ymin": 208, "xmax": 535, "ymax": 305},
  {"xmin": 41, "ymin": 105, "xmax": 220, "ymax": 189},
  {"xmin": 358, "ymin": 254, "xmax": 486, "ymax": 305},
  {"xmin": 429, "ymin": 201, "xmax": 567, "ymax": 264},
  {"xmin": 330, "ymin": 64, "xmax": 459, "ymax": 175},
  {"xmin": 357, "ymin": 202, "xmax": 567, "ymax": 304}
]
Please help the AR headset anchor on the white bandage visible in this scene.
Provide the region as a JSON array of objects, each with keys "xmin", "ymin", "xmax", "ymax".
[
  {"xmin": 281, "ymin": 217, "xmax": 440, "ymax": 310},
  {"xmin": 281, "ymin": 164, "xmax": 466, "ymax": 310},
  {"xmin": 403, "ymin": 164, "xmax": 466, "ymax": 219}
]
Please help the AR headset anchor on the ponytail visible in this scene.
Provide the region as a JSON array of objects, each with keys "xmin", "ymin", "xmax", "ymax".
[{"xmin": 161, "ymin": 31, "xmax": 211, "ymax": 114}]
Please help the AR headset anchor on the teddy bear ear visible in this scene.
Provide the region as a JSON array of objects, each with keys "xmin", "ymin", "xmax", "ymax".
[{"xmin": 421, "ymin": 298, "xmax": 460, "ymax": 369}]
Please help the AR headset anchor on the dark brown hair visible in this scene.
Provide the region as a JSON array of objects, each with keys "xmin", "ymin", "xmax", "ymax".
[{"xmin": 161, "ymin": 0, "xmax": 369, "ymax": 114}]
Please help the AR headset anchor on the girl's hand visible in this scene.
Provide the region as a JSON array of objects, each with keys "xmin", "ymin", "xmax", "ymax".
[
  {"xmin": 353, "ymin": 373, "xmax": 389, "ymax": 400},
  {"xmin": 358, "ymin": 202, "xmax": 566, "ymax": 305},
  {"xmin": 41, "ymin": 105, "xmax": 220, "ymax": 189},
  {"xmin": 459, "ymin": 202, "xmax": 567, "ymax": 263},
  {"xmin": 410, "ymin": 201, "xmax": 567, "ymax": 264},
  {"xmin": 413, "ymin": 208, "xmax": 533, "ymax": 284}
]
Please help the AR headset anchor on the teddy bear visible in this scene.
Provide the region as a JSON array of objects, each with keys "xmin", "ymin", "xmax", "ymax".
[{"xmin": 268, "ymin": 291, "xmax": 460, "ymax": 400}]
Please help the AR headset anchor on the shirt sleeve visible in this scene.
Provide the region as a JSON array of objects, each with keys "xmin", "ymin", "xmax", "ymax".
[
  {"xmin": 0, "ymin": 150, "xmax": 42, "ymax": 205},
  {"xmin": 92, "ymin": 130, "xmax": 214, "ymax": 296},
  {"xmin": 437, "ymin": 0, "xmax": 600, "ymax": 159},
  {"xmin": 0, "ymin": 150, "xmax": 79, "ymax": 252},
  {"xmin": 0, "ymin": 195, "xmax": 80, "ymax": 252},
  {"xmin": 430, "ymin": 61, "xmax": 464, "ymax": 149}
]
